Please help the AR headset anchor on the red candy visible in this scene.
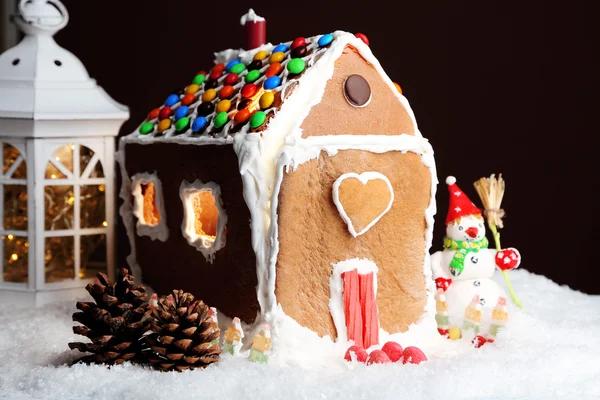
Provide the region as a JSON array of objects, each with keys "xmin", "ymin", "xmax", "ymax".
[
  {"xmin": 234, "ymin": 109, "xmax": 251, "ymax": 125},
  {"xmin": 381, "ymin": 342, "xmax": 403, "ymax": 363},
  {"xmin": 241, "ymin": 83, "xmax": 257, "ymax": 98},
  {"xmin": 402, "ymin": 346, "xmax": 427, "ymax": 365},
  {"xmin": 224, "ymin": 73, "xmax": 239, "ymax": 85},
  {"xmin": 219, "ymin": 85, "xmax": 235, "ymax": 99},
  {"xmin": 291, "ymin": 37, "xmax": 306, "ymax": 49},
  {"xmin": 495, "ymin": 248, "xmax": 521, "ymax": 271},
  {"xmin": 472, "ymin": 336, "xmax": 487, "ymax": 348},
  {"xmin": 344, "ymin": 345, "xmax": 368, "ymax": 363},
  {"xmin": 212, "ymin": 63, "xmax": 225, "ymax": 73},
  {"xmin": 147, "ymin": 108, "xmax": 160, "ymax": 120},
  {"xmin": 355, "ymin": 33, "xmax": 370, "ymax": 46},
  {"xmin": 158, "ymin": 106, "xmax": 172, "ymax": 120},
  {"xmin": 196, "ymin": 70, "xmax": 207, "ymax": 76},
  {"xmin": 265, "ymin": 62, "xmax": 282, "ymax": 78},
  {"xmin": 181, "ymin": 93, "xmax": 195, "ymax": 106},
  {"xmin": 366, "ymin": 350, "xmax": 391, "ymax": 366},
  {"xmin": 209, "ymin": 70, "xmax": 223, "ymax": 81}
]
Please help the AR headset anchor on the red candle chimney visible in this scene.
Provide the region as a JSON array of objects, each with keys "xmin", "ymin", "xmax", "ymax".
[{"xmin": 241, "ymin": 9, "xmax": 266, "ymax": 50}]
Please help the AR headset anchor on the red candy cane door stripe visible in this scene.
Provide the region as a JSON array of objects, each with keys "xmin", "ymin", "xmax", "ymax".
[
  {"xmin": 359, "ymin": 272, "xmax": 379, "ymax": 349},
  {"xmin": 342, "ymin": 269, "xmax": 363, "ymax": 347}
]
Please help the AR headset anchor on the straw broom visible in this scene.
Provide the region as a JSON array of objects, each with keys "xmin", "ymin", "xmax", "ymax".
[{"xmin": 473, "ymin": 174, "xmax": 524, "ymax": 309}]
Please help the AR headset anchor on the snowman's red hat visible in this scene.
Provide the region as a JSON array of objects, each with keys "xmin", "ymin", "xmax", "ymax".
[{"xmin": 445, "ymin": 176, "xmax": 482, "ymax": 225}]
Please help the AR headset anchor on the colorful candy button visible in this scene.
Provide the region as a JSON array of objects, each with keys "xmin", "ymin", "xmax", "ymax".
[
  {"xmin": 209, "ymin": 69, "xmax": 223, "ymax": 81},
  {"xmin": 175, "ymin": 117, "xmax": 190, "ymax": 132},
  {"xmin": 263, "ymin": 76, "xmax": 281, "ymax": 90},
  {"xmin": 204, "ymin": 79, "xmax": 219, "ymax": 89},
  {"xmin": 139, "ymin": 122, "xmax": 154, "ymax": 135},
  {"xmin": 147, "ymin": 108, "xmax": 160, "ymax": 120},
  {"xmin": 185, "ymin": 84, "xmax": 200, "ymax": 94},
  {"xmin": 355, "ymin": 33, "xmax": 370, "ymax": 46},
  {"xmin": 191, "ymin": 116, "xmax": 207, "ymax": 132},
  {"xmin": 393, "ymin": 82, "xmax": 403, "ymax": 94},
  {"xmin": 224, "ymin": 73, "xmax": 239, "ymax": 85},
  {"xmin": 196, "ymin": 70, "xmax": 207, "ymax": 76},
  {"xmin": 234, "ymin": 109, "xmax": 251, "ymax": 124},
  {"xmin": 237, "ymin": 98, "xmax": 251, "ymax": 110},
  {"xmin": 265, "ymin": 62, "xmax": 282, "ymax": 78},
  {"xmin": 213, "ymin": 63, "xmax": 226, "ymax": 73},
  {"xmin": 202, "ymin": 89, "xmax": 217, "ymax": 102},
  {"xmin": 197, "ymin": 102, "xmax": 214, "ymax": 116},
  {"xmin": 230, "ymin": 63, "xmax": 246, "ymax": 75},
  {"xmin": 272, "ymin": 44, "xmax": 289, "ymax": 53},
  {"xmin": 259, "ymin": 91, "xmax": 274, "ymax": 109},
  {"xmin": 174, "ymin": 106, "xmax": 189, "ymax": 120},
  {"xmin": 269, "ymin": 52, "xmax": 285, "ymax": 64},
  {"xmin": 291, "ymin": 37, "xmax": 305, "ymax": 49},
  {"xmin": 192, "ymin": 73, "xmax": 206, "ymax": 85},
  {"xmin": 181, "ymin": 93, "xmax": 195, "ymax": 106},
  {"xmin": 248, "ymin": 60, "xmax": 263, "ymax": 71},
  {"xmin": 241, "ymin": 83, "xmax": 257, "ymax": 98},
  {"xmin": 254, "ymin": 50, "xmax": 269, "ymax": 61},
  {"xmin": 216, "ymin": 99, "xmax": 231, "ymax": 113},
  {"xmin": 220, "ymin": 85, "xmax": 235, "ymax": 99},
  {"xmin": 318, "ymin": 33, "xmax": 334, "ymax": 47},
  {"xmin": 165, "ymin": 94, "xmax": 179, "ymax": 107},
  {"xmin": 213, "ymin": 112, "xmax": 229, "ymax": 129},
  {"xmin": 158, "ymin": 106, "xmax": 172, "ymax": 120},
  {"xmin": 287, "ymin": 58, "xmax": 306, "ymax": 74},
  {"xmin": 157, "ymin": 119, "xmax": 171, "ymax": 132},
  {"xmin": 291, "ymin": 45, "xmax": 306, "ymax": 59},
  {"xmin": 225, "ymin": 59, "xmax": 241, "ymax": 72},
  {"xmin": 245, "ymin": 69, "xmax": 261, "ymax": 83},
  {"xmin": 250, "ymin": 111, "xmax": 267, "ymax": 129}
]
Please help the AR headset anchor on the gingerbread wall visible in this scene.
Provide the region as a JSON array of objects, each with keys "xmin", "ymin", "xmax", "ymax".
[
  {"xmin": 124, "ymin": 143, "xmax": 259, "ymax": 323},
  {"xmin": 275, "ymin": 50, "xmax": 431, "ymax": 338}
]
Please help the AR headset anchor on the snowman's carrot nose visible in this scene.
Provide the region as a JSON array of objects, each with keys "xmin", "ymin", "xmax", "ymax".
[{"xmin": 466, "ymin": 227, "xmax": 479, "ymax": 238}]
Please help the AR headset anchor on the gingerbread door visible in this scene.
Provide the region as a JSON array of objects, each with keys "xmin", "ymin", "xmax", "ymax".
[{"xmin": 341, "ymin": 268, "xmax": 380, "ymax": 349}]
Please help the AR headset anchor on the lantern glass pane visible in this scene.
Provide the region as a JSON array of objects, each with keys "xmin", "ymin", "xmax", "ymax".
[
  {"xmin": 2, "ymin": 143, "xmax": 26, "ymax": 179},
  {"xmin": 44, "ymin": 186, "xmax": 75, "ymax": 230},
  {"xmin": 80, "ymin": 146, "xmax": 94, "ymax": 174},
  {"xmin": 80, "ymin": 185, "xmax": 106, "ymax": 228},
  {"xmin": 80, "ymin": 234, "xmax": 107, "ymax": 279},
  {"xmin": 51, "ymin": 144, "xmax": 74, "ymax": 173},
  {"xmin": 45, "ymin": 162, "xmax": 67, "ymax": 179},
  {"xmin": 3, "ymin": 185, "xmax": 28, "ymax": 230},
  {"xmin": 2, "ymin": 235, "xmax": 28, "ymax": 283},
  {"xmin": 45, "ymin": 236, "xmax": 75, "ymax": 283}
]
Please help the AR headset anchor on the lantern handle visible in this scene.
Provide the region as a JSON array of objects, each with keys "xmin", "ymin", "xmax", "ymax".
[{"xmin": 13, "ymin": 0, "xmax": 69, "ymax": 36}]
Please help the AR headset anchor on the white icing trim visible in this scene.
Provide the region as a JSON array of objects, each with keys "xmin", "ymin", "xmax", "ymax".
[
  {"xmin": 179, "ymin": 180, "xmax": 228, "ymax": 263},
  {"xmin": 131, "ymin": 172, "xmax": 169, "ymax": 242},
  {"xmin": 332, "ymin": 172, "xmax": 394, "ymax": 237},
  {"xmin": 240, "ymin": 9, "xmax": 265, "ymax": 25},
  {"xmin": 329, "ymin": 258, "xmax": 379, "ymax": 343}
]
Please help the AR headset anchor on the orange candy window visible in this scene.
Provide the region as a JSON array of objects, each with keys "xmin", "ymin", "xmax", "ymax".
[
  {"xmin": 141, "ymin": 183, "xmax": 160, "ymax": 226},
  {"xmin": 190, "ymin": 191, "xmax": 219, "ymax": 239}
]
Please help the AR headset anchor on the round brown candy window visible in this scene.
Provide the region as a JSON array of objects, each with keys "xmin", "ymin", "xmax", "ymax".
[{"xmin": 343, "ymin": 74, "xmax": 372, "ymax": 107}]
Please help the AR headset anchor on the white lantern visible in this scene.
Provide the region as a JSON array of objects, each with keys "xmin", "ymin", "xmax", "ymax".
[{"xmin": 0, "ymin": 0, "xmax": 129, "ymax": 307}]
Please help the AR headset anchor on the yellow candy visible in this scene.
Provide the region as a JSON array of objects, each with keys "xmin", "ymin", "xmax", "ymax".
[
  {"xmin": 254, "ymin": 50, "xmax": 269, "ymax": 61},
  {"xmin": 202, "ymin": 89, "xmax": 217, "ymax": 102},
  {"xmin": 448, "ymin": 327, "xmax": 462, "ymax": 340},
  {"xmin": 269, "ymin": 52, "xmax": 285, "ymax": 64},
  {"xmin": 259, "ymin": 91, "xmax": 274, "ymax": 109},
  {"xmin": 157, "ymin": 119, "xmax": 171, "ymax": 133},
  {"xmin": 216, "ymin": 99, "xmax": 231, "ymax": 113},
  {"xmin": 393, "ymin": 82, "xmax": 403, "ymax": 94},
  {"xmin": 185, "ymin": 84, "xmax": 200, "ymax": 94}
]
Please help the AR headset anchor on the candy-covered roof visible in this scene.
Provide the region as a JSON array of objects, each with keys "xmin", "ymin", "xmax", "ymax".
[{"xmin": 126, "ymin": 31, "xmax": 403, "ymax": 144}]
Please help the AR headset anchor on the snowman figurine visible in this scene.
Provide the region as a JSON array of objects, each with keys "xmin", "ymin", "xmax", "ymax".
[{"xmin": 431, "ymin": 176, "xmax": 521, "ymax": 324}]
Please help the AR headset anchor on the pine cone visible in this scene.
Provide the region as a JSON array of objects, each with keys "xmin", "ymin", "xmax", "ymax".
[
  {"xmin": 68, "ymin": 267, "xmax": 152, "ymax": 365},
  {"xmin": 147, "ymin": 290, "xmax": 220, "ymax": 372}
]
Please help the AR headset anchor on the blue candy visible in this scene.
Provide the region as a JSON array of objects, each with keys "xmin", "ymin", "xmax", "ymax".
[
  {"xmin": 264, "ymin": 75, "xmax": 281, "ymax": 90},
  {"xmin": 225, "ymin": 59, "xmax": 241, "ymax": 72},
  {"xmin": 174, "ymin": 106, "xmax": 189, "ymax": 120},
  {"xmin": 318, "ymin": 33, "xmax": 334, "ymax": 47},
  {"xmin": 191, "ymin": 116, "xmax": 207, "ymax": 132},
  {"xmin": 272, "ymin": 44, "xmax": 289, "ymax": 54},
  {"xmin": 165, "ymin": 94, "xmax": 179, "ymax": 107}
]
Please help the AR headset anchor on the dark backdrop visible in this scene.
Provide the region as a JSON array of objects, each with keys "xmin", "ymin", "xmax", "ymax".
[{"xmin": 54, "ymin": 0, "xmax": 599, "ymax": 294}]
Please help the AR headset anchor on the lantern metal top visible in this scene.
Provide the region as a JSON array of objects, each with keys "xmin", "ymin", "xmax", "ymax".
[{"xmin": 0, "ymin": 0, "xmax": 129, "ymax": 121}]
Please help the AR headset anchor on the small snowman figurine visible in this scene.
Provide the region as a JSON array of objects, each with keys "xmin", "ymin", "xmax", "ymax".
[{"xmin": 431, "ymin": 176, "xmax": 521, "ymax": 321}]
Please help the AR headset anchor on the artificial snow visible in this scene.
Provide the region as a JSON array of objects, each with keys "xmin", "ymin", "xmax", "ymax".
[{"xmin": 1, "ymin": 269, "xmax": 599, "ymax": 400}]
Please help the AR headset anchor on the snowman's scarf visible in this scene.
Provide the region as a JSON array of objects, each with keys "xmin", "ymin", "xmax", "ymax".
[{"xmin": 443, "ymin": 236, "xmax": 489, "ymax": 277}]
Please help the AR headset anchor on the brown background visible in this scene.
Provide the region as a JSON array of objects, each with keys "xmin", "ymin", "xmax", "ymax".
[{"xmin": 27, "ymin": 0, "xmax": 598, "ymax": 293}]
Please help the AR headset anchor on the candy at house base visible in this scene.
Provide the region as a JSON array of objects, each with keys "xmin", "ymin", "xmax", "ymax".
[
  {"xmin": 366, "ymin": 350, "xmax": 391, "ymax": 365},
  {"xmin": 344, "ymin": 345, "xmax": 368, "ymax": 363},
  {"xmin": 489, "ymin": 297, "xmax": 509, "ymax": 339},
  {"xmin": 381, "ymin": 341, "xmax": 403, "ymax": 362},
  {"xmin": 249, "ymin": 324, "xmax": 271, "ymax": 363},
  {"xmin": 463, "ymin": 295, "xmax": 482, "ymax": 334},
  {"xmin": 448, "ymin": 326, "xmax": 462, "ymax": 340},
  {"xmin": 402, "ymin": 346, "xmax": 427, "ymax": 365},
  {"xmin": 223, "ymin": 317, "xmax": 244, "ymax": 355}
]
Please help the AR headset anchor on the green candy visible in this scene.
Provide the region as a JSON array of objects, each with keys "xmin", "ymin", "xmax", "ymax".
[
  {"xmin": 287, "ymin": 58, "xmax": 305, "ymax": 75},
  {"xmin": 213, "ymin": 112, "xmax": 229, "ymax": 129},
  {"xmin": 229, "ymin": 63, "xmax": 246, "ymax": 74},
  {"xmin": 250, "ymin": 111, "xmax": 266, "ymax": 129},
  {"xmin": 175, "ymin": 117, "xmax": 190, "ymax": 132},
  {"xmin": 139, "ymin": 122, "xmax": 154, "ymax": 135},
  {"xmin": 245, "ymin": 69, "xmax": 261, "ymax": 83},
  {"xmin": 192, "ymin": 74, "xmax": 206, "ymax": 85}
]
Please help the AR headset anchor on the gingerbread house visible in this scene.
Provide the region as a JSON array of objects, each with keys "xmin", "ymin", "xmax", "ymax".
[{"xmin": 118, "ymin": 12, "xmax": 438, "ymax": 349}]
